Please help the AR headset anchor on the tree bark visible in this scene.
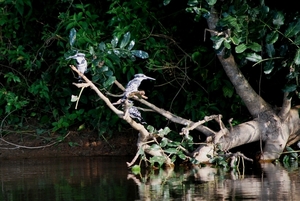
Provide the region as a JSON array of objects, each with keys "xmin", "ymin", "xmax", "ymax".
[{"xmin": 190, "ymin": 7, "xmax": 300, "ymax": 163}]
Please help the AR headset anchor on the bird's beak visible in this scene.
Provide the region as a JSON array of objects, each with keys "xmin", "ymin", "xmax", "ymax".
[{"xmin": 146, "ymin": 76, "xmax": 155, "ymax": 80}]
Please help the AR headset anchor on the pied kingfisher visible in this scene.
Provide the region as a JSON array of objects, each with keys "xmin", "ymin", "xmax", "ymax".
[
  {"xmin": 123, "ymin": 74, "xmax": 155, "ymax": 100},
  {"xmin": 124, "ymin": 100, "xmax": 147, "ymax": 124},
  {"xmin": 67, "ymin": 52, "xmax": 87, "ymax": 82}
]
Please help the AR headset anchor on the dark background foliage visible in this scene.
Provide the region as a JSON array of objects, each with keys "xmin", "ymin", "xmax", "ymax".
[{"xmin": 1, "ymin": 0, "xmax": 298, "ymax": 139}]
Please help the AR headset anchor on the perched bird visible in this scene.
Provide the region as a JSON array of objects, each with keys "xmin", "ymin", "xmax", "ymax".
[
  {"xmin": 67, "ymin": 53, "xmax": 87, "ymax": 82},
  {"xmin": 125, "ymin": 100, "xmax": 147, "ymax": 124},
  {"xmin": 123, "ymin": 74, "xmax": 155, "ymax": 100}
]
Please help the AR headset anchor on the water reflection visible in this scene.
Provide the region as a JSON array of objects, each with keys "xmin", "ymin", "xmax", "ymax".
[{"xmin": 1, "ymin": 157, "xmax": 300, "ymax": 201}]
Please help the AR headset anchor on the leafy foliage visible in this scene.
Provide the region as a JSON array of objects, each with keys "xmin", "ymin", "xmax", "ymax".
[{"xmin": 2, "ymin": 0, "xmax": 300, "ymax": 169}]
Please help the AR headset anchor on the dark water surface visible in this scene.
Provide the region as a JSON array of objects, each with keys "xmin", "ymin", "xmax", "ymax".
[{"xmin": 1, "ymin": 156, "xmax": 300, "ymax": 201}]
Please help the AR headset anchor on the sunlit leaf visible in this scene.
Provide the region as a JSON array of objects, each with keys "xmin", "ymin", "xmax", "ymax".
[
  {"xmin": 150, "ymin": 144, "xmax": 161, "ymax": 151},
  {"xmin": 89, "ymin": 46, "xmax": 95, "ymax": 56},
  {"xmin": 160, "ymin": 138, "xmax": 168, "ymax": 147},
  {"xmin": 99, "ymin": 42, "xmax": 106, "ymax": 51},
  {"xmin": 100, "ymin": 66, "xmax": 108, "ymax": 72},
  {"xmin": 213, "ymin": 37, "xmax": 225, "ymax": 50},
  {"xmin": 282, "ymin": 84, "xmax": 297, "ymax": 93},
  {"xmin": 205, "ymin": 0, "xmax": 217, "ymax": 6},
  {"xmin": 266, "ymin": 31, "xmax": 279, "ymax": 44},
  {"xmin": 178, "ymin": 153, "xmax": 186, "ymax": 160},
  {"xmin": 294, "ymin": 48, "xmax": 300, "ymax": 65},
  {"xmin": 272, "ymin": 11, "xmax": 284, "ymax": 26},
  {"xmin": 131, "ymin": 165, "xmax": 141, "ymax": 175},
  {"xmin": 264, "ymin": 61, "xmax": 274, "ymax": 74},
  {"xmin": 111, "ymin": 36, "xmax": 118, "ymax": 48},
  {"xmin": 245, "ymin": 53, "xmax": 262, "ymax": 62},
  {"xmin": 164, "ymin": 148, "xmax": 178, "ymax": 154},
  {"xmin": 163, "ymin": 0, "xmax": 172, "ymax": 6},
  {"xmin": 266, "ymin": 44, "xmax": 275, "ymax": 57},
  {"xmin": 149, "ymin": 156, "xmax": 166, "ymax": 167},
  {"xmin": 127, "ymin": 40, "xmax": 135, "ymax": 50},
  {"xmin": 113, "ymin": 49, "xmax": 120, "ymax": 56},
  {"xmin": 131, "ymin": 50, "xmax": 149, "ymax": 59},
  {"xmin": 158, "ymin": 127, "xmax": 171, "ymax": 136},
  {"xmin": 69, "ymin": 28, "xmax": 76, "ymax": 47},
  {"xmin": 120, "ymin": 32, "xmax": 131, "ymax": 48},
  {"xmin": 223, "ymin": 40, "xmax": 231, "ymax": 49},
  {"xmin": 71, "ymin": 95, "xmax": 78, "ymax": 102},
  {"xmin": 235, "ymin": 44, "xmax": 247, "ymax": 53},
  {"xmin": 78, "ymin": 123, "xmax": 85, "ymax": 131},
  {"xmin": 187, "ymin": 0, "xmax": 198, "ymax": 6},
  {"xmin": 147, "ymin": 125, "xmax": 155, "ymax": 133}
]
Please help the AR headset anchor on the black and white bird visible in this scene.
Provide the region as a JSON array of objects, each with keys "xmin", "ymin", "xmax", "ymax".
[
  {"xmin": 123, "ymin": 74, "xmax": 155, "ymax": 100},
  {"xmin": 67, "ymin": 52, "xmax": 87, "ymax": 82},
  {"xmin": 125, "ymin": 100, "xmax": 147, "ymax": 124}
]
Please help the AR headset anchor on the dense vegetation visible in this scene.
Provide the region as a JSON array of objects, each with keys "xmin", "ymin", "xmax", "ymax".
[
  {"xmin": 0, "ymin": 0, "xmax": 239, "ymax": 134},
  {"xmin": 2, "ymin": 0, "xmax": 300, "ymax": 168}
]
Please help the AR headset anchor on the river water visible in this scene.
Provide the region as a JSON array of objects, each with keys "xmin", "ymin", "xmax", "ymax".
[{"xmin": 0, "ymin": 156, "xmax": 300, "ymax": 201}]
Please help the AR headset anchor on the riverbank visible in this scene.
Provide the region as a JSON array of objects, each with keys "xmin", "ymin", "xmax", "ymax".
[{"xmin": 0, "ymin": 130, "xmax": 138, "ymax": 159}]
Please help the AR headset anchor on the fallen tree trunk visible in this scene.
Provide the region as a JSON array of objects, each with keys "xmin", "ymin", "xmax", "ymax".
[{"xmin": 190, "ymin": 7, "xmax": 300, "ymax": 163}]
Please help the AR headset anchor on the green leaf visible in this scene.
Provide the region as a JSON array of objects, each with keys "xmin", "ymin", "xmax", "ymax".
[
  {"xmin": 158, "ymin": 127, "xmax": 171, "ymax": 136},
  {"xmin": 163, "ymin": 0, "xmax": 172, "ymax": 6},
  {"xmin": 89, "ymin": 46, "xmax": 95, "ymax": 56},
  {"xmin": 147, "ymin": 125, "xmax": 156, "ymax": 133},
  {"xmin": 178, "ymin": 153, "xmax": 186, "ymax": 160},
  {"xmin": 245, "ymin": 53, "xmax": 262, "ymax": 62},
  {"xmin": 266, "ymin": 31, "xmax": 279, "ymax": 44},
  {"xmin": 149, "ymin": 156, "xmax": 166, "ymax": 167},
  {"xmin": 131, "ymin": 50, "xmax": 149, "ymax": 59},
  {"xmin": 187, "ymin": 0, "xmax": 198, "ymax": 6},
  {"xmin": 160, "ymin": 138, "xmax": 168, "ymax": 147},
  {"xmin": 248, "ymin": 42, "xmax": 262, "ymax": 52},
  {"xmin": 264, "ymin": 61, "xmax": 274, "ymax": 74},
  {"xmin": 150, "ymin": 144, "xmax": 161, "ymax": 151},
  {"xmin": 127, "ymin": 40, "xmax": 135, "ymax": 50},
  {"xmin": 273, "ymin": 11, "xmax": 284, "ymax": 26},
  {"xmin": 265, "ymin": 44, "xmax": 275, "ymax": 57},
  {"xmin": 294, "ymin": 48, "xmax": 300, "ymax": 65},
  {"xmin": 69, "ymin": 28, "xmax": 76, "ymax": 47},
  {"xmin": 223, "ymin": 40, "xmax": 231, "ymax": 49},
  {"xmin": 103, "ymin": 76, "xmax": 116, "ymax": 88},
  {"xmin": 294, "ymin": 35, "xmax": 300, "ymax": 45},
  {"xmin": 213, "ymin": 37, "xmax": 225, "ymax": 50},
  {"xmin": 222, "ymin": 85, "xmax": 234, "ymax": 98},
  {"xmin": 99, "ymin": 42, "xmax": 106, "ymax": 51},
  {"xmin": 235, "ymin": 44, "xmax": 247, "ymax": 53},
  {"xmin": 285, "ymin": 19, "xmax": 300, "ymax": 38},
  {"xmin": 205, "ymin": 0, "xmax": 217, "ymax": 6},
  {"xmin": 131, "ymin": 165, "xmax": 141, "ymax": 175},
  {"xmin": 111, "ymin": 36, "xmax": 118, "ymax": 48},
  {"xmin": 286, "ymin": 146, "xmax": 298, "ymax": 159},
  {"xmin": 164, "ymin": 148, "xmax": 178, "ymax": 154},
  {"xmin": 282, "ymin": 84, "xmax": 297, "ymax": 93},
  {"xmin": 120, "ymin": 32, "xmax": 131, "ymax": 48},
  {"xmin": 230, "ymin": 36, "xmax": 240, "ymax": 45}
]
